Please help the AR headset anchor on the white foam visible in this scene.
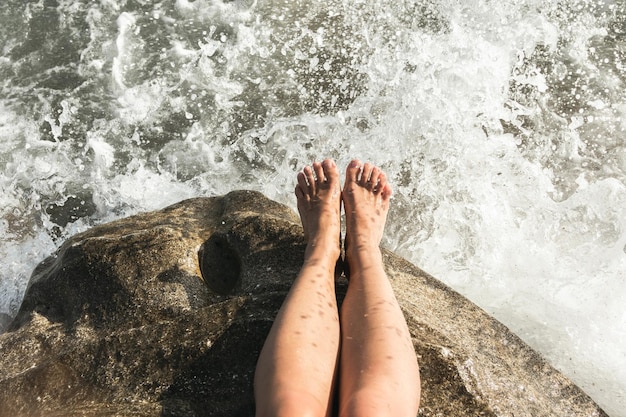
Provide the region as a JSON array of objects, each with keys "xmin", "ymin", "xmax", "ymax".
[{"xmin": 1, "ymin": 0, "xmax": 625, "ymax": 415}]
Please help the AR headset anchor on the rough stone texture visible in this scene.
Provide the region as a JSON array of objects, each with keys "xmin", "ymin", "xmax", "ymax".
[{"xmin": 0, "ymin": 191, "xmax": 608, "ymax": 417}]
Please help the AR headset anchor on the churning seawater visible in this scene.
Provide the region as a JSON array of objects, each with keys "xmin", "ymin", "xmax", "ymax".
[{"xmin": 1, "ymin": 0, "xmax": 625, "ymax": 414}]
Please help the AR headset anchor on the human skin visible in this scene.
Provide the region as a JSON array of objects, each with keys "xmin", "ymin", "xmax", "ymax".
[
  {"xmin": 338, "ymin": 159, "xmax": 421, "ymax": 417},
  {"xmin": 254, "ymin": 159, "xmax": 342, "ymax": 417},
  {"xmin": 254, "ymin": 159, "xmax": 420, "ymax": 417}
]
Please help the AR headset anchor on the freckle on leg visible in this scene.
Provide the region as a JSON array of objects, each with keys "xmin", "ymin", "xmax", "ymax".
[
  {"xmin": 339, "ymin": 159, "xmax": 420, "ymax": 415},
  {"xmin": 255, "ymin": 159, "xmax": 342, "ymax": 417}
]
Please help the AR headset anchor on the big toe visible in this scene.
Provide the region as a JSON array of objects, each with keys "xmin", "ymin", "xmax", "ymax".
[{"xmin": 345, "ymin": 159, "xmax": 362, "ymax": 184}]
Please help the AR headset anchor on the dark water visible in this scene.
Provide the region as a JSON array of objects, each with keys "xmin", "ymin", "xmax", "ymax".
[{"xmin": 1, "ymin": 0, "xmax": 625, "ymax": 415}]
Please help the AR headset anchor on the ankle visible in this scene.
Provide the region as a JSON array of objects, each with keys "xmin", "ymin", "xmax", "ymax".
[
  {"xmin": 304, "ymin": 243, "xmax": 340, "ymax": 267},
  {"xmin": 346, "ymin": 245, "xmax": 383, "ymax": 271},
  {"xmin": 346, "ymin": 236, "xmax": 382, "ymax": 257}
]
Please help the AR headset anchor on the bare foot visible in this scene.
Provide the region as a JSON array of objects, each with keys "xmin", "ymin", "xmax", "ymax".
[
  {"xmin": 295, "ymin": 159, "xmax": 342, "ymax": 261},
  {"xmin": 342, "ymin": 159, "xmax": 392, "ymax": 264}
]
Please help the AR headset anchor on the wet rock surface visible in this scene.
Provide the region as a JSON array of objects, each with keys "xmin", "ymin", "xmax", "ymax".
[{"xmin": 0, "ymin": 191, "xmax": 608, "ymax": 417}]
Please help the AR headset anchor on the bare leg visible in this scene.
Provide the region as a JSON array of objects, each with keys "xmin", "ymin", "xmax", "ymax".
[
  {"xmin": 254, "ymin": 159, "xmax": 342, "ymax": 417},
  {"xmin": 339, "ymin": 160, "xmax": 421, "ymax": 417}
]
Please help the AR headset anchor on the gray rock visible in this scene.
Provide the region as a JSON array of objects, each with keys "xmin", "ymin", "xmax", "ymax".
[
  {"xmin": 0, "ymin": 191, "xmax": 608, "ymax": 417},
  {"xmin": 0, "ymin": 313, "xmax": 11, "ymax": 334}
]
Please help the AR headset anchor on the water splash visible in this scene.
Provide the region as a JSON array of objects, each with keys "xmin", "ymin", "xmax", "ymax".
[{"xmin": 0, "ymin": 0, "xmax": 624, "ymax": 415}]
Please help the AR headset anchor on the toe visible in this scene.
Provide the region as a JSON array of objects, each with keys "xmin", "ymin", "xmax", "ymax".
[
  {"xmin": 359, "ymin": 162, "xmax": 373, "ymax": 188},
  {"xmin": 381, "ymin": 180, "xmax": 393, "ymax": 200},
  {"xmin": 297, "ymin": 170, "xmax": 308, "ymax": 186},
  {"xmin": 322, "ymin": 159, "xmax": 339, "ymax": 185},
  {"xmin": 313, "ymin": 161, "xmax": 325, "ymax": 184},
  {"xmin": 296, "ymin": 172, "xmax": 308, "ymax": 196},
  {"xmin": 345, "ymin": 159, "xmax": 362, "ymax": 183},
  {"xmin": 369, "ymin": 166, "xmax": 381, "ymax": 190},
  {"xmin": 361, "ymin": 162, "xmax": 373, "ymax": 185},
  {"xmin": 304, "ymin": 165, "xmax": 316, "ymax": 192}
]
